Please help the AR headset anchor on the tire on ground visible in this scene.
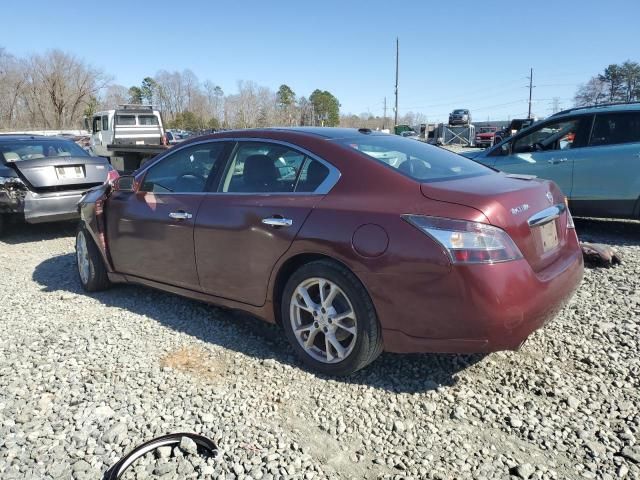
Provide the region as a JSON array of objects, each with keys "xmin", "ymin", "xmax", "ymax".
[
  {"xmin": 75, "ymin": 226, "xmax": 111, "ymax": 292},
  {"xmin": 281, "ymin": 259, "xmax": 383, "ymax": 376}
]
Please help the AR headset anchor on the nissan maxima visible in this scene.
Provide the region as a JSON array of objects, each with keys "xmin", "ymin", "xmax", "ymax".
[
  {"xmin": 0, "ymin": 135, "xmax": 116, "ymax": 236},
  {"xmin": 76, "ymin": 128, "xmax": 583, "ymax": 375}
]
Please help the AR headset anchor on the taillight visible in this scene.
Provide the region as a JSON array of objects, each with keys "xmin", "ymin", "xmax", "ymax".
[
  {"xmin": 403, "ymin": 215, "xmax": 523, "ymax": 264},
  {"xmin": 106, "ymin": 167, "xmax": 120, "ymax": 185}
]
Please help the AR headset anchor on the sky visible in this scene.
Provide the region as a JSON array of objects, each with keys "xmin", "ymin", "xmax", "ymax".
[{"xmin": 2, "ymin": 0, "xmax": 639, "ymax": 122}]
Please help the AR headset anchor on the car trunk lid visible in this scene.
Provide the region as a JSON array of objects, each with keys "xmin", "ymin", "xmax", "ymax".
[
  {"xmin": 420, "ymin": 172, "xmax": 569, "ymax": 272},
  {"xmin": 9, "ymin": 156, "xmax": 108, "ymax": 191}
]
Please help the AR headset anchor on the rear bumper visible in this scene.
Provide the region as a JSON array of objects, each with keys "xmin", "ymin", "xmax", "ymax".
[
  {"xmin": 23, "ymin": 190, "xmax": 84, "ymax": 223},
  {"xmin": 368, "ymin": 236, "xmax": 584, "ymax": 353}
]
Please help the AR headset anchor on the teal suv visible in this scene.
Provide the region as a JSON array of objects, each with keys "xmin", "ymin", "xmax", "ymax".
[{"xmin": 467, "ymin": 103, "xmax": 640, "ymax": 219}]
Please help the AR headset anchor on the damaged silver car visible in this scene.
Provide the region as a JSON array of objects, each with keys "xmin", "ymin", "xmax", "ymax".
[{"xmin": 0, "ymin": 135, "xmax": 117, "ymax": 235}]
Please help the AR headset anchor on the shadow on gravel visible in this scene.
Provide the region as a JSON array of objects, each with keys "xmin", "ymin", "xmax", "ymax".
[
  {"xmin": 575, "ymin": 217, "xmax": 640, "ymax": 246},
  {"xmin": 33, "ymin": 253, "xmax": 485, "ymax": 394},
  {"xmin": 0, "ymin": 220, "xmax": 77, "ymax": 245}
]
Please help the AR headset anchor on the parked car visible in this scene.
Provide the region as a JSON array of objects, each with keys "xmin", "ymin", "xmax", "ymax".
[
  {"xmin": 475, "ymin": 126, "xmax": 498, "ymax": 148},
  {"xmin": 75, "ymin": 127, "xmax": 583, "ymax": 375},
  {"xmin": 493, "ymin": 118, "xmax": 536, "ymax": 144},
  {"xmin": 467, "ymin": 103, "xmax": 640, "ymax": 219},
  {"xmin": 165, "ymin": 131, "xmax": 186, "ymax": 145},
  {"xmin": 0, "ymin": 135, "xmax": 117, "ymax": 235},
  {"xmin": 449, "ymin": 109, "xmax": 471, "ymax": 126}
]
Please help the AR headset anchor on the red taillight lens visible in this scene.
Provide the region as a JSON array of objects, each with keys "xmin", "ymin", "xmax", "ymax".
[
  {"xmin": 106, "ymin": 167, "xmax": 120, "ymax": 185},
  {"xmin": 403, "ymin": 215, "xmax": 523, "ymax": 264}
]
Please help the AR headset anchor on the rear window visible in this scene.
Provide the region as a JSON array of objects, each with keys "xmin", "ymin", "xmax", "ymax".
[
  {"xmin": 335, "ymin": 135, "xmax": 492, "ymax": 182},
  {"xmin": 138, "ymin": 115, "xmax": 159, "ymax": 126},
  {"xmin": 0, "ymin": 139, "xmax": 88, "ymax": 162},
  {"xmin": 115, "ymin": 115, "xmax": 136, "ymax": 126}
]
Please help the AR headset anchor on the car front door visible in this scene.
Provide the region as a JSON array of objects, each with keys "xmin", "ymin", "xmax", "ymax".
[
  {"xmin": 194, "ymin": 140, "xmax": 335, "ymax": 306},
  {"xmin": 489, "ymin": 116, "xmax": 591, "ymax": 198},
  {"xmin": 106, "ymin": 141, "xmax": 233, "ymax": 290},
  {"xmin": 571, "ymin": 111, "xmax": 640, "ymax": 218}
]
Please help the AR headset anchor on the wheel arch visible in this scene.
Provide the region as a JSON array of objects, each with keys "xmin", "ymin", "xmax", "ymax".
[{"xmin": 271, "ymin": 252, "xmax": 371, "ymax": 326}]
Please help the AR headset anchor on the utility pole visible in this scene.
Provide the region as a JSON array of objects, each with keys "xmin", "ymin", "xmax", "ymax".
[
  {"xmin": 394, "ymin": 37, "xmax": 399, "ymax": 128},
  {"xmin": 551, "ymin": 97, "xmax": 561, "ymax": 114},
  {"xmin": 527, "ymin": 67, "xmax": 534, "ymax": 119},
  {"xmin": 383, "ymin": 97, "xmax": 387, "ymax": 129}
]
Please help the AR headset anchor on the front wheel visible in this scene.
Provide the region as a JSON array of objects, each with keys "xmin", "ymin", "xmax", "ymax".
[
  {"xmin": 281, "ymin": 260, "xmax": 383, "ymax": 376},
  {"xmin": 75, "ymin": 226, "xmax": 111, "ymax": 292}
]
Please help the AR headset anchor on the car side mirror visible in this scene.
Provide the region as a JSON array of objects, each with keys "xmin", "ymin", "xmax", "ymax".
[
  {"xmin": 114, "ymin": 175, "xmax": 137, "ymax": 192},
  {"xmin": 499, "ymin": 142, "xmax": 511, "ymax": 156}
]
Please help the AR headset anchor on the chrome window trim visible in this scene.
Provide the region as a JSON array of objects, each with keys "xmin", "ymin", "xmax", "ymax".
[
  {"xmin": 527, "ymin": 203, "xmax": 566, "ymax": 227},
  {"xmin": 136, "ymin": 137, "xmax": 341, "ymax": 196}
]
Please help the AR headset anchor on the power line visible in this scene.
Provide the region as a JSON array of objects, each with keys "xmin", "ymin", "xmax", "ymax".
[{"xmin": 394, "ymin": 37, "xmax": 399, "ymax": 127}]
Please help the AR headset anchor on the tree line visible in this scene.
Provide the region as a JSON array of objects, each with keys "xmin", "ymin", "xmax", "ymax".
[
  {"xmin": 574, "ymin": 60, "xmax": 640, "ymax": 106},
  {"xmin": 0, "ymin": 47, "xmax": 346, "ymax": 131}
]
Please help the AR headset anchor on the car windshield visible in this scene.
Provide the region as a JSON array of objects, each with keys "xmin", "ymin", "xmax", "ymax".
[
  {"xmin": 0, "ymin": 139, "xmax": 88, "ymax": 162},
  {"xmin": 453, "ymin": 110, "xmax": 466, "ymax": 114},
  {"xmin": 335, "ymin": 135, "xmax": 492, "ymax": 182}
]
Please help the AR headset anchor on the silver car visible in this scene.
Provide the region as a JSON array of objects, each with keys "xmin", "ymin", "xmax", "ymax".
[{"xmin": 0, "ymin": 135, "xmax": 115, "ymax": 235}]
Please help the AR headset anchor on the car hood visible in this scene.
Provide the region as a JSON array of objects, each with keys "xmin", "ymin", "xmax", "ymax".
[{"xmin": 421, "ymin": 172, "xmax": 570, "ymax": 272}]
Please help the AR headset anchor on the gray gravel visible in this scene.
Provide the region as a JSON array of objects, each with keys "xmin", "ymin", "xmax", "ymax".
[{"xmin": 0, "ymin": 218, "xmax": 638, "ymax": 479}]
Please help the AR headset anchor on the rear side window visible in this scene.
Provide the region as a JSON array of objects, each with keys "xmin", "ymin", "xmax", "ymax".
[
  {"xmin": 116, "ymin": 115, "xmax": 136, "ymax": 126},
  {"xmin": 102, "ymin": 116, "xmax": 109, "ymax": 130},
  {"xmin": 138, "ymin": 115, "xmax": 159, "ymax": 126},
  {"xmin": 335, "ymin": 135, "xmax": 491, "ymax": 182},
  {"xmin": 589, "ymin": 113, "xmax": 640, "ymax": 146}
]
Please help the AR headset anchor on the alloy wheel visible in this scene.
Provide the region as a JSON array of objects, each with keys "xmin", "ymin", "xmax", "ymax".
[
  {"xmin": 289, "ymin": 277, "xmax": 357, "ymax": 364},
  {"xmin": 76, "ymin": 230, "xmax": 90, "ymax": 285}
]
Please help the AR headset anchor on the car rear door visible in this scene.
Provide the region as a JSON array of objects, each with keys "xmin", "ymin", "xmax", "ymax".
[
  {"xmin": 194, "ymin": 140, "xmax": 335, "ymax": 307},
  {"xmin": 106, "ymin": 141, "xmax": 233, "ymax": 290},
  {"xmin": 491, "ymin": 116, "xmax": 591, "ymax": 198},
  {"xmin": 571, "ymin": 111, "xmax": 640, "ymax": 218}
]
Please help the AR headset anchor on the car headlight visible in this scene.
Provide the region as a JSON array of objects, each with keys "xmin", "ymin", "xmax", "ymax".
[{"xmin": 403, "ymin": 215, "xmax": 523, "ymax": 264}]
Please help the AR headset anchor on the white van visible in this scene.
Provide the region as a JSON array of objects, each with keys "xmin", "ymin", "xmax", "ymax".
[{"xmin": 88, "ymin": 105, "xmax": 165, "ymax": 158}]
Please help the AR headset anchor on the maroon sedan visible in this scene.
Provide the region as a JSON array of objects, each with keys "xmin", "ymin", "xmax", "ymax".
[{"xmin": 76, "ymin": 128, "xmax": 583, "ymax": 375}]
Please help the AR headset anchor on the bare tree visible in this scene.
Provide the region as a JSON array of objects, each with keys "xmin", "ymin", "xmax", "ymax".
[
  {"xmin": 574, "ymin": 77, "xmax": 608, "ymax": 106},
  {"xmin": 21, "ymin": 50, "xmax": 110, "ymax": 129}
]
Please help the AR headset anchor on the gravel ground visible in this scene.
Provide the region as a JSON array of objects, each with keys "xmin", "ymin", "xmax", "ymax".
[{"xmin": 0, "ymin": 219, "xmax": 639, "ymax": 480}]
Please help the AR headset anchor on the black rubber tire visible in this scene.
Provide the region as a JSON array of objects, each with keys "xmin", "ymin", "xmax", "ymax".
[
  {"xmin": 0, "ymin": 214, "xmax": 5, "ymax": 237},
  {"xmin": 281, "ymin": 260, "xmax": 383, "ymax": 376},
  {"xmin": 75, "ymin": 226, "xmax": 111, "ymax": 292}
]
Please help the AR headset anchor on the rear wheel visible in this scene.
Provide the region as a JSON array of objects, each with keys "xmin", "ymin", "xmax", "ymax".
[
  {"xmin": 75, "ymin": 226, "xmax": 111, "ymax": 292},
  {"xmin": 281, "ymin": 260, "xmax": 382, "ymax": 376}
]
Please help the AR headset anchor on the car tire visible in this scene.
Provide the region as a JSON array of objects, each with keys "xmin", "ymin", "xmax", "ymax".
[
  {"xmin": 0, "ymin": 214, "xmax": 5, "ymax": 237},
  {"xmin": 281, "ymin": 260, "xmax": 383, "ymax": 376},
  {"xmin": 75, "ymin": 226, "xmax": 111, "ymax": 292}
]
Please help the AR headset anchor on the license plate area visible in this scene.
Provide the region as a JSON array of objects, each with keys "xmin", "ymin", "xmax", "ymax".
[
  {"xmin": 56, "ymin": 165, "xmax": 85, "ymax": 179},
  {"xmin": 537, "ymin": 220, "xmax": 559, "ymax": 252}
]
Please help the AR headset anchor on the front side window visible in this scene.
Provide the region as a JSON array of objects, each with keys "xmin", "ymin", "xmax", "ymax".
[
  {"xmin": 222, "ymin": 142, "xmax": 310, "ymax": 193},
  {"xmin": 335, "ymin": 135, "xmax": 491, "ymax": 182},
  {"xmin": 92, "ymin": 117, "xmax": 101, "ymax": 132},
  {"xmin": 0, "ymin": 139, "xmax": 88, "ymax": 161},
  {"xmin": 116, "ymin": 115, "xmax": 136, "ymax": 126},
  {"xmin": 589, "ymin": 112, "xmax": 640, "ymax": 146},
  {"xmin": 512, "ymin": 119, "xmax": 583, "ymax": 153},
  {"xmin": 102, "ymin": 116, "xmax": 109, "ymax": 131},
  {"xmin": 140, "ymin": 142, "xmax": 228, "ymax": 193}
]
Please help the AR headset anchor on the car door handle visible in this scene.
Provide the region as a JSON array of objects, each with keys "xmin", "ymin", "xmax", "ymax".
[
  {"xmin": 547, "ymin": 158, "xmax": 568, "ymax": 164},
  {"xmin": 262, "ymin": 217, "xmax": 293, "ymax": 227},
  {"xmin": 169, "ymin": 211, "xmax": 192, "ymax": 220}
]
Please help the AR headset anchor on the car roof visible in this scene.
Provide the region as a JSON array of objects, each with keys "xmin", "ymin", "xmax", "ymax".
[
  {"xmin": 195, "ymin": 127, "xmax": 389, "ymax": 141},
  {"xmin": 551, "ymin": 102, "xmax": 640, "ymax": 118}
]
